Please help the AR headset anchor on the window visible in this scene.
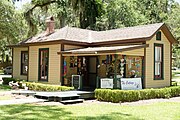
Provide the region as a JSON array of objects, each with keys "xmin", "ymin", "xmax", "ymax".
[
  {"xmin": 156, "ymin": 31, "xmax": 161, "ymax": 40},
  {"xmin": 21, "ymin": 51, "xmax": 28, "ymax": 75},
  {"xmin": 154, "ymin": 44, "xmax": 163, "ymax": 80},
  {"xmin": 39, "ymin": 48, "xmax": 49, "ymax": 81}
]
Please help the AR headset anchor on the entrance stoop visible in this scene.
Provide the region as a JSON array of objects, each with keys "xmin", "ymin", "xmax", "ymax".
[{"xmin": 12, "ymin": 90, "xmax": 94, "ymax": 104}]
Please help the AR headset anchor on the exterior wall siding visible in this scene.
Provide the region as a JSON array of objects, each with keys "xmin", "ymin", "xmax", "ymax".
[
  {"xmin": 145, "ymin": 30, "xmax": 171, "ymax": 88},
  {"xmin": 121, "ymin": 48, "xmax": 144, "ymax": 56},
  {"xmin": 64, "ymin": 45, "xmax": 84, "ymax": 50},
  {"xmin": 28, "ymin": 44, "xmax": 61, "ymax": 85},
  {"xmin": 13, "ymin": 47, "xmax": 28, "ymax": 80}
]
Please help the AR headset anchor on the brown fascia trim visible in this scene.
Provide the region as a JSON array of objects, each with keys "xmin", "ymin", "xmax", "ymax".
[
  {"xmin": 7, "ymin": 40, "xmax": 90, "ymax": 48},
  {"xmin": 161, "ymin": 24, "xmax": 178, "ymax": 44},
  {"xmin": 8, "ymin": 37, "xmax": 151, "ymax": 48},
  {"xmin": 26, "ymin": 40, "xmax": 89, "ymax": 46},
  {"xmin": 149, "ymin": 23, "xmax": 178, "ymax": 44},
  {"xmin": 58, "ymin": 44, "xmax": 149, "ymax": 55}
]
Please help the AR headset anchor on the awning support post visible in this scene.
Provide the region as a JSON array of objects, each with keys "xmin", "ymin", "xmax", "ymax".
[{"xmin": 114, "ymin": 54, "xmax": 117, "ymax": 89}]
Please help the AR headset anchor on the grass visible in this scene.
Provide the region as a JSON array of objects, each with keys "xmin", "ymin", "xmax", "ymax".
[
  {"xmin": 0, "ymin": 85, "xmax": 11, "ymax": 91},
  {"xmin": 172, "ymin": 70, "xmax": 180, "ymax": 85},
  {"xmin": 0, "ymin": 102, "xmax": 179, "ymax": 120},
  {"xmin": 172, "ymin": 70, "xmax": 180, "ymax": 79}
]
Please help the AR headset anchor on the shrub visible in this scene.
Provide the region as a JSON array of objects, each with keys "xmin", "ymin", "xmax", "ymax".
[
  {"xmin": 171, "ymin": 81, "xmax": 178, "ymax": 86},
  {"xmin": 95, "ymin": 86, "xmax": 180, "ymax": 103},
  {"xmin": 2, "ymin": 77, "xmax": 25, "ymax": 89},
  {"xmin": 26, "ymin": 82, "xmax": 74, "ymax": 91},
  {"xmin": 2, "ymin": 77, "xmax": 16, "ymax": 85}
]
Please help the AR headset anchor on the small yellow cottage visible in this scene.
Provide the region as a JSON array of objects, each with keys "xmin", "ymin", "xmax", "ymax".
[{"xmin": 10, "ymin": 17, "xmax": 177, "ymax": 90}]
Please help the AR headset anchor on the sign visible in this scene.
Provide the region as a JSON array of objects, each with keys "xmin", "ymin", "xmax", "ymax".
[
  {"xmin": 121, "ymin": 78, "xmax": 142, "ymax": 90},
  {"xmin": 101, "ymin": 78, "xmax": 113, "ymax": 88},
  {"xmin": 72, "ymin": 75, "xmax": 81, "ymax": 89}
]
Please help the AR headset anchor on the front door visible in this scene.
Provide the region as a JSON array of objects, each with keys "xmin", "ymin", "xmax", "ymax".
[
  {"xmin": 77, "ymin": 56, "xmax": 97, "ymax": 90},
  {"xmin": 87, "ymin": 57, "xmax": 97, "ymax": 89}
]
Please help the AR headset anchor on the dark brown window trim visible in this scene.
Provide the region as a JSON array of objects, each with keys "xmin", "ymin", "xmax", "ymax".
[
  {"xmin": 154, "ymin": 43, "xmax": 164, "ymax": 80},
  {"xmin": 156, "ymin": 31, "xmax": 161, "ymax": 41},
  {"xmin": 21, "ymin": 51, "xmax": 28, "ymax": 75}
]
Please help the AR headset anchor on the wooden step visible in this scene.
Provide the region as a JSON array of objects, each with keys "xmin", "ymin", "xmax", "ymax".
[
  {"xmin": 60, "ymin": 99, "xmax": 84, "ymax": 104},
  {"xmin": 55, "ymin": 94, "xmax": 80, "ymax": 102}
]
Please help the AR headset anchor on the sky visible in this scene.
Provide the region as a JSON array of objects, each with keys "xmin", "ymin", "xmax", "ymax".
[
  {"xmin": 14, "ymin": 0, "xmax": 180, "ymax": 10},
  {"xmin": 176, "ymin": 0, "xmax": 180, "ymax": 3},
  {"xmin": 14, "ymin": 0, "xmax": 31, "ymax": 9}
]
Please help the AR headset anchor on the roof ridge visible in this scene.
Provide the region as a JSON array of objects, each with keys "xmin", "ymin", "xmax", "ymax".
[
  {"xmin": 96, "ymin": 22, "xmax": 164, "ymax": 32},
  {"xmin": 51, "ymin": 22, "xmax": 164, "ymax": 33}
]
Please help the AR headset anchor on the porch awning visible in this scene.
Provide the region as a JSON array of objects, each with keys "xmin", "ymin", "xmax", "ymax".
[{"xmin": 58, "ymin": 44, "xmax": 149, "ymax": 56}]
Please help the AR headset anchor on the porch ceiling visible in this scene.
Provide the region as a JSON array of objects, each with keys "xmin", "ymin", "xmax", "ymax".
[{"xmin": 58, "ymin": 44, "xmax": 149, "ymax": 56}]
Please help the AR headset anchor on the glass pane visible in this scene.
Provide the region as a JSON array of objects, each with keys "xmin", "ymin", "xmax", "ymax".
[
  {"xmin": 155, "ymin": 46, "xmax": 161, "ymax": 62},
  {"xmin": 155, "ymin": 62, "xmax": 160, "ymax": 75},
  {"xmin": 21, "ymin": 52, "xmax": 28, "ymax": 74},
  {"xmin": 40, "ymin": 49, "xmax": 48, "ymax": 80}
]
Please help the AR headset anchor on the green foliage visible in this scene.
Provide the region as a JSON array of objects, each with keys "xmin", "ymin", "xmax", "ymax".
[
  {"xmin": 2, "ymin": 77, "xmax": 24, "ymax": 88},
  {"xmin": 171, "ymin": 81, "xmax": 178, "ymax": 86},
  {"xmin": 0, "ymin": 0, "xmax": 28, "ymax": 62},
  {"xmin": 0, "ymin": 0, "xmax": 28, "ymax": 43},
  {"xmin": 26, "ymin": 82, "xmax": 74, "ymax": 91},
  {"xmin": 0, "ymin": 84, "xmax": 11, "ymax": 91},
  {"xmin": 95, "ymin": 86, "xmax": 180, "ymax": 103},
  {"xmin": 1, "ymin": 0, "xmax": 180, "ymax": 66},
  {"xmin": 2, "ymin": 77, "xmax": 16, "ymax": 85}
]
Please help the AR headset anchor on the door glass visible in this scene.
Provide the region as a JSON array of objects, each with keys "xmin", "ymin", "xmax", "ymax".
[
  {"xmin": 39, "ymin": 49, "xmax": 49, "ymax": 81},
  {"xmin": 89, "ymin": 57, "xmax": 96, "ymax": 73}
]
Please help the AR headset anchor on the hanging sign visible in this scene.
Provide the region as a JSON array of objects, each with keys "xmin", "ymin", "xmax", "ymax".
[
  {"xmin": 121, "ymin": 78, "xmax": 142, "ymax": 90},
  {"xmin": 72, "ymin": 75, "xmax": 81, "ymax": 89},
  {"xmin": 100, "ymin": 78, "xmax": 113, "ymax": 88}
]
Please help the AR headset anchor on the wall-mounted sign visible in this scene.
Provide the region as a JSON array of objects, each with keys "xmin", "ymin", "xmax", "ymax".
[
  {"xmin": 72, "ymin": 75, "xmax": 81, "ymax": 89},
  {"xmin": 101, "ymin": 78, "xmax": 113, "ymax": 88},
  {"xmin": 121, "ymin": 78, "xmax": 142, "ymax": 90}
]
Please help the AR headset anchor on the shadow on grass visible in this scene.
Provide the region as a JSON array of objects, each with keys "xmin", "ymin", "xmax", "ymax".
[
  {"xmin": 0, "ymin": 105, "xmax": 143, "ymax": 120},
  {"xmin": 0, "ymin": 104, "xmax": 72, "ymax": 120},
  {"xmin": 70, "ymin": 112, "xmax": 143, "ymax": 120}
]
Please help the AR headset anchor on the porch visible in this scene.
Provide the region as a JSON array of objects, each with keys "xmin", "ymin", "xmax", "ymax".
[{"xmin": 58, "ymin": 44, "xmax": 149, "ymax": 90}]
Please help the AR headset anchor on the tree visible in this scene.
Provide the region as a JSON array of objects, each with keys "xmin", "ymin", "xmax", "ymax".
[
  {"xmin": 0, "ymin": 0, "xmax": 28, "ymax": 63},
  {"xmin": 166, "ymin": 2, "xmax": 180, "ymax": 67},
  {"xmin": 24, "ymin": 0, "xmax": 104, "ymax": 36}
]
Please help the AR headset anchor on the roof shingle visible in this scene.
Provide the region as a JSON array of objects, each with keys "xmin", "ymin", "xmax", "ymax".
[{"xmin": 17, "ymin": 22, "xmax": 176, "ymax": 45}]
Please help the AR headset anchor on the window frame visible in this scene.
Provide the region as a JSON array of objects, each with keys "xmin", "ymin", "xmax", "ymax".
[
  {"xmin": 38, "ymin": 48, "xmax": 49, "ymax": 82},
  {"xmin": 156, "ymin": 31, "xmax": 161, "ymax": 41},
  {"xmin": 154, "ymin": 43, "xmax": 164, "ymax": 80},
  {"xmin": 21, "ymin": 51, "xmax": 28, "ymax": 75}
]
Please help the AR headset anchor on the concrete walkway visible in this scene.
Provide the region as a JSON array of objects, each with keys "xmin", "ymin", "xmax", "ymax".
[{"xmin": 0, "ymin": 98, "xmax": 45, "ymax": 106}]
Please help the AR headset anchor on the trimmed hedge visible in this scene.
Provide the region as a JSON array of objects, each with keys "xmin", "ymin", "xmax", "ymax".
[
  {"xmin": 2, "ymin": 78, "xmax": 74, "ymax": 91},
  {"xmin": 2, "ymin": 77, "xmax": 21, "ymax": 85},
  {"xmin": 95, "ymin": 86, "xmax": 180, "ymax": 103},
  {"xmin": 26, "ymin": 82, "xmax": 74, "ymax": 91}
]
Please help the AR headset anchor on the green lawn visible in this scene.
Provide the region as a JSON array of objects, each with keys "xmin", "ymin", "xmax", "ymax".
[
  {"xmin": 172, "ymin": 71, "xmax": 180, "ymax": 79},
  {"xmin": 0, "ymin": 102, "xmax": 179, "ymax": 120},
  {"xmin": 0, "ymin": 85, "xmax": 11, "ymax": 91}
]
